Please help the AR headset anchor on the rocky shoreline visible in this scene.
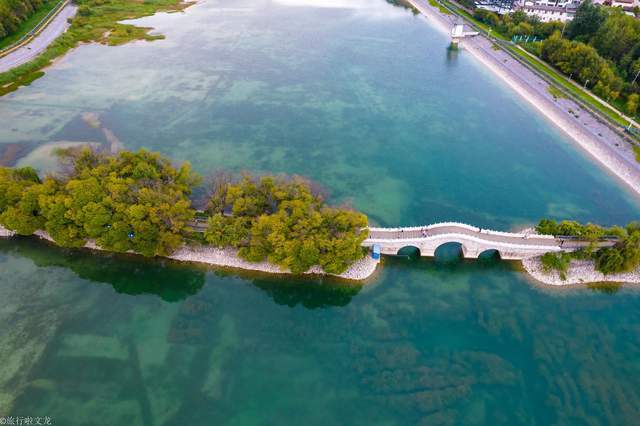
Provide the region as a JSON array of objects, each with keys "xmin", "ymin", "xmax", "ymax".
[
  {"xmin": 168, "ymin": 245, "xmax": 379, "ymax": 281},
  {"xmin": 0, "ymin": 226, "xmax": 379, "ymax": 281},
  {"xmin": 4, "ymin": 225, "xmax": 640, "ymax": 285},
  {"xmin": 0, "ymin": 227, "xmax": 14, "ymax": 238},
  {"xmin": 522, "ymin": 256, "xmax": 640, "ymax": 286}
]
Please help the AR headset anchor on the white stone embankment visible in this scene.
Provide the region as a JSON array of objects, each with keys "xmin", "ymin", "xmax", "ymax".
[
  {"xmin": 2, "ymin": 226, "xmax": 378, "ymax": 281},
  {"xmin": 407, "ymin": 0, "xmax": 640, "ymax": 197},
  {"xmin": 522, "ymin": 256, "xmax": 640, "ymax": 286},
  {"xmin": 169, "ymin": 245, "xmax": 378, "ymax": 281},
  {"xmin": 0, "ymin": 227, "xmax": 15, "ymax": 237}
]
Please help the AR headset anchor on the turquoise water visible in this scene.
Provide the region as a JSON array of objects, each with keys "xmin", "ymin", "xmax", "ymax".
[
  {"xmin": 1, "ymin": 0, "xmax": 640, "ymax": 424},
  {"xmin": 2, "ymin": 238, "xmax": 640, "ymax": 425}
]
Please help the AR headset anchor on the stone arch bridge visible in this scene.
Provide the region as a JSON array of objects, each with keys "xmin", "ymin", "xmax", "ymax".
[{"xmin": 362, "ymin": 223, "xmax": 614, "ymax": 260}]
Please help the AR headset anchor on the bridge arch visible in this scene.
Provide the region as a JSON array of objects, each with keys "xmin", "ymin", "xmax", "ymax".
[
  {"xmin": 434, "ymin": 242, "xmax": 466, "ymax": 262},
  {"xmin": 397, "ymin": 246, "xmax": 421, "ymax": 258},
  {"xmin": 478, "ymin": 249, "xmax": 501, "ymax": 261}
]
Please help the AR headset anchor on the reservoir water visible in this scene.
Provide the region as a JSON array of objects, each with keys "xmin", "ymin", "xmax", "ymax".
[{"xmin": 0, "ymin": 0, "xmax": 639, "ymax": 424}]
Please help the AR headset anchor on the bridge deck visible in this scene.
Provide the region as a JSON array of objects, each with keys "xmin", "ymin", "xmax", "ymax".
[
  {"xmin": 367, "ymin": 226, "xmax": 559, "ymax": 247},
  {"xmin": 188, "ymin": 218, "xmax": 614, "ymax": 260},
  {"xmin": 364, "ymin": 224, "xmax": 616, "ymax": 259}
]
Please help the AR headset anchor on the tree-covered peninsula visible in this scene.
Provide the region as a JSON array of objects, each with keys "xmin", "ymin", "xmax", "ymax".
[
  {"xmin": 204, "ymin": 174, "xmax": 368, "ymax": 274},
  {"xmin": 536, "ymin": 219, "xmax": 640, "ymax": 277},
  {"xmin": 0, "ymin": 148, "xmax": 200, "ymax": 255},
  {"xmin": 0, "ymin": 148, "xmax": 369, "ymax": 274}
]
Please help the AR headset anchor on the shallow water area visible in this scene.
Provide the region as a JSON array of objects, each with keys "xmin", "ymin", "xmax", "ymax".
[
  {"xmin": 2, "ymin": 238, "xmax": 640, "ymax": 425},
  {"xmin": 1, "ymin": 0, "xmax": 640, "ymax": 424},
  {"xmin": 1, "ymin": 0, "xmax": 639, "ymax": 227}
]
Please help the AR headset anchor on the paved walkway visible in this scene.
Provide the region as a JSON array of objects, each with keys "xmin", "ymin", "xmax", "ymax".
[
  {"xmin": 365, "ymin": 223, "xmax": 615, "ymax": 259},
  {"xmin": 368, "ymin": 224, "xmax": 558, "ymax": 247},
  {"xmin": 0, "ymin": 4, "xmax": 77, "ymax": 73}
]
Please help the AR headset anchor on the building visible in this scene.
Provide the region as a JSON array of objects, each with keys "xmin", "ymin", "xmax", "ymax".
[
  {"xmin": 609, "ymin": 0, "xmax": 638, "ymax": 12},
  {"xmin": 475, "ymin": 0, "xmax": 518, "ymax": 14},
  {"xmin": 521, "ymin": 0, "xmax": 581, "ymax": 21}
]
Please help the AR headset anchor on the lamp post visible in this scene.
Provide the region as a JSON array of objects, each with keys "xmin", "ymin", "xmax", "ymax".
[{"xmin": 583, "ymin": 79, "xmax": 590, "ymax": 90}]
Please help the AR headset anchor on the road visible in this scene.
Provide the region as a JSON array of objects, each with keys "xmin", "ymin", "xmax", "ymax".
[{"xmin": 0, "ymin": 4, "xmax": 78, "ymax": 74}]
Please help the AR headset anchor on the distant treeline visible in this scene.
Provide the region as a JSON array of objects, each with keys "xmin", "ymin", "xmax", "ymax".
[
  {"xmin": 475, "ymin": 0, "xmax": 640, "ymax": 115},
  {"xmin": 0, "ymin": 0, "xmax": 48, "ymax": 39}
]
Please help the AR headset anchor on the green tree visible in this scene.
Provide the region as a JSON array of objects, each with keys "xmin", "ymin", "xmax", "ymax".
[
  {"xmin": 34, "ymin": 148, "xmax": 200, "ymax": 255},
  {"xmin": 204, "ymin": 174, "xmax": 368, "ymax": 274},
  {"xmin": 592, "ymin": 10, "xmax": 640, "ymax": 63},
  {"xmin": 0, "ymin": 166, "xmax": 44, "ymax": 235},
  {"xmin": 567, "ymin": 0, "xmax": 607, "ymax": 42},
  {"xmin": 626, "ymin": 93, "xmax": 639, "ymax": 115}
]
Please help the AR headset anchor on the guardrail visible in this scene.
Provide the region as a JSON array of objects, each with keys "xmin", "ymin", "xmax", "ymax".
[{"xmin": 0, "ymin": 0, "xmax": 69, "ymax": 59}]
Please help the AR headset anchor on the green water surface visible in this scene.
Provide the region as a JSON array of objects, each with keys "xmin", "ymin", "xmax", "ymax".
[{"xmin": 0, "ymin": 0, "xmax": 639, "ymax": 424}]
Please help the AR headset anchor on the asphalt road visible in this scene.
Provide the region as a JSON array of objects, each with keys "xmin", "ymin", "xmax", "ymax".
[{"xmin": 0, "ymin": 4, "xmax": 78, "ymax": 74}]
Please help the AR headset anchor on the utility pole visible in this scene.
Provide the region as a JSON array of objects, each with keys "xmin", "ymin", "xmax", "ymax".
[{"xmin": 561, "ymin": 21, "xmax": 567, "ymax": 38}]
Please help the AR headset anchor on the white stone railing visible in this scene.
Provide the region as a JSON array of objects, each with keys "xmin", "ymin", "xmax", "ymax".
[
  {"xmin": 366, "ymin": 222, "xmax": 555, "ymax": 239},
  {"xmin": 363, "ymin": 232, "xmax": 561, "ymax": 250}
]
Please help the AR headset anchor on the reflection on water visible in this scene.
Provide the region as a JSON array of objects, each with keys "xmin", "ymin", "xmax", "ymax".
[
  {"xmin": 0, "ymin": 238, "xmax": 362, "ymax": 307},
  {"xmin": 1, "ymin": 240, "xmax": 640, "ymax": 425},
  {"xmin": 1, "ymin": 238, "xmax": 205, "ymax": 302},
  {"xmin": 446, "ymin": 43, "xmax": 460, "ymax": 65}
]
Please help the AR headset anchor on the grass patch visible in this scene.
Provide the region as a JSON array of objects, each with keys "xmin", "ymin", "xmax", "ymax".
[
  {"xmin": 547, "ymin": 85, "xmax": 566, "ymax": 100},
  {"xmin": 541, "ymin": 252, "xmax": 571, "ymax": 280},
  {"xmin": 633, "ymin": 145, "xmax": 640, "ymax": 163},
  {"xmin": 0, "ymin": 0, "xmax": 61, "ymax": 50},
  {"xmin": 0, "ymin": 0, "xmax": 192, "ymax": 96},
  {"xmin": 428, "ymin": 0, "xmax": 452, "ymax": 15}
]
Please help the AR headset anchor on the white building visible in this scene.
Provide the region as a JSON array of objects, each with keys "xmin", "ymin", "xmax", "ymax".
[
  {"xmin": 609, "ymin": 0, "xmax": 639, "ymax": 12},
  {"xmin": 518, "ymin": 0, "xmax": 580, "ymax": 21},
  {"xmin": 475, "ymin": 0, "xmax": 518, "ymax": 14}
]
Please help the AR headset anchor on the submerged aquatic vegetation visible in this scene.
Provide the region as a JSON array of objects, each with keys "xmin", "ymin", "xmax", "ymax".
[{"xmin": 0, "ymin": 0, "xmax": 192, "ymax": 96}]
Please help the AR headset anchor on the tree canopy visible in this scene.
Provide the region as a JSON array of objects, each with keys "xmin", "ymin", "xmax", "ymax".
[
  {"xmin": 1, "ymin": 151, "xmax": 369, "ymax": 274},
  {"xmin": 474, "ymin": 2, "xmax": 640, "ymax": 114},
  {"xmin": 0, "ymin": 148, "xmax": 200, "ymax": 256},
  {"xmin": 536, "ymin": 219, "xmax": 640, "ymax": 275},
  {"xmin": 204, "ymin": 174, "xmax": 368, "ymax": 274},
  {"xmin": 0, "ymin": 0, "xmax": 45, "ymax": 39},
  {"xmin": 566, "ymin": 0, "xmax": 607, "ymax": 42}
]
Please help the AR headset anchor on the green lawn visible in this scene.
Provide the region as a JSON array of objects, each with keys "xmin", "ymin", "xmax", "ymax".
[
  {"xmin": 428, "ymin": 0, "xmax": 452, "ymax": 15},
  {"xmin": 0, "ymin": 0, "xmax": 61, "ymax": 50}
]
